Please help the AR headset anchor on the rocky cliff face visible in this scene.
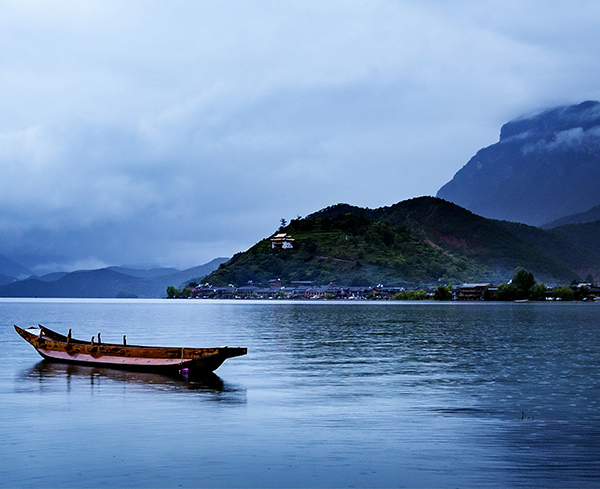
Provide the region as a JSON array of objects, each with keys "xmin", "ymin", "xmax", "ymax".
[{"xmin": 437, "ymin": 101, "xmax": 600, "ymax": 226}]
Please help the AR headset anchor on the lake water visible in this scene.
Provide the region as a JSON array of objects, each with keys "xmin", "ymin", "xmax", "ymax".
[{"xmin": 1, "ymin": 299, "xmax": 599, "ymax": 488}]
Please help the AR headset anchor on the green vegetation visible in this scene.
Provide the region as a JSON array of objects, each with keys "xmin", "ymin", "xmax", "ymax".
[
  {"xmin": 512, "ymin": 269, "xmax": 535, "ymax": 297},
  {"xmin": 496, "ymin": 268, "xmax": 546, "ymax": 301},
  {"xmin": 391, "ymin": 269, "xmax": 577, "ymax": 302},
  {"xmin": 171, "ymin": 267, "xmax": 596, "ymax": 302},
  {"xmin": 552, "ymin": 285, "xmax": 575, "ymax": 301},
  {"xmin": 202, "ymin": 197, "xmax": 600, "ymax": 288},
  {"xmin": 166, "ymin": 285, "xmax": 193, "ymax": 298},
  {"xmin": 205, "ymin": 210, "xmax": 479, "ymax": 287},
  {"xmin": 434, "ymin": 284, "xmax": 453, "ymax": 300},
  {"xmin": 393, "ymin": 289, "xmax": 428, "ymax": 300},
  {"xmin": 531, "ymin": 283, "xmax": 548, "ymax": 300},
  {"xmin": 496, "ymin": 283, "xmax": 519, "ymax": 301}
]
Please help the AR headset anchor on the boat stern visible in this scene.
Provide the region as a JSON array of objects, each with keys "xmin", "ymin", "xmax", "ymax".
[{"xmin": 222, "ymin": 347, "xmax": 248, "ymax": 359}]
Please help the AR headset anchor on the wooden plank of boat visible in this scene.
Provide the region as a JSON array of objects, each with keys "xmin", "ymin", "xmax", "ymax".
[{"xmin": 14, "ymin": 325, "xmax": 247, "ymax": 375}]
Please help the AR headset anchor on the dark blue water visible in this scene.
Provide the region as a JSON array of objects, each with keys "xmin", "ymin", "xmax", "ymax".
[{"xmin": 1, "ymin": 299, "xmax": 599, "ymax": 488}]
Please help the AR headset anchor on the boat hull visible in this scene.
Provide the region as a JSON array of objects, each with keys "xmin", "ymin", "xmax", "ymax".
[{"xmin": 14, "ymin": 325, "xmax": 246, "ymax": 375}]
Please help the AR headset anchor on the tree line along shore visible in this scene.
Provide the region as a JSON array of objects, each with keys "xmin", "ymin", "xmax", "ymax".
[{"xmin": 167, "ymin": 269, "xmax": 598, "ymax": 302}]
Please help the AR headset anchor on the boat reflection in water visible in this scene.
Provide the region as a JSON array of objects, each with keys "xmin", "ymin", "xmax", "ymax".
[{"xmin": 22, "ymin": 361, "xmax": 247, "ymax": 404}]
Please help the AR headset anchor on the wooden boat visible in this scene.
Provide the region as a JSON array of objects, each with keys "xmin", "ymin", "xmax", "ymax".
[{"xmin": 14, "ymin": 325, "xmax": 247, "ymax": 375}]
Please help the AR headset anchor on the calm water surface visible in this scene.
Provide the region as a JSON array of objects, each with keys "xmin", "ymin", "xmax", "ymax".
[{"xmin": 0, "ymin": 299, "xmax": 598, "ymax": 488}]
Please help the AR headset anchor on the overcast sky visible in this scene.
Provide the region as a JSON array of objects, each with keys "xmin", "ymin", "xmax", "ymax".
[{"xmin": 2, "ymin": 1, "xmax": 600, "ymax": 273}]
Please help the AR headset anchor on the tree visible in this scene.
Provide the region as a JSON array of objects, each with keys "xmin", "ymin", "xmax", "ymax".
[
  {"xmin": 496, "ymin": 282, "xmax": 518, "ymax": 301},
  {"xmin": 511, "ymin": 268, "xmax": 536, "ymax": 300},
  {"xmin": 553, "ymin": 285, "xmax": 574, "ymax": 301},
  {"xmin": 280, "ymin": 218, "xmax": 287, "ymax": 229},
  {"xmin": 530, "ymin": 283, "xmax": 547, "ymax": 300},
  {"xmin": 166, "ymin": 286, "xmax": 180, "ymax": 298},
  {"xmin": 434, "ymin": 284, "xmax": 452, "ymax": 301},
  {"xmin": 394, "ymin": 289, "xmax": 428, "ymax": 300}
]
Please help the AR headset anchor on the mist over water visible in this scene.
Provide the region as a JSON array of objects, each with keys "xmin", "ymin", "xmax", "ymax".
[{"xmin": 1, "ymin": 299, "xmax": 599, "ymax": 488}]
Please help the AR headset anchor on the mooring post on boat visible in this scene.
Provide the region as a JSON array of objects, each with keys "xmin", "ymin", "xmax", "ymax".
[
  {"xmin": 67, "ymin": 329, "xmax": 72, "ymax": 344},
  {"xmin": 91, "ymin": 336, "xmax": 95, "ymax": 346},
  {"xmin": 123, "ymin": 335, "xmax": 126, "ymax": 345},
  {"xmin": 98, "ymin": 333, "xmax": 101, "ymax": 344}
]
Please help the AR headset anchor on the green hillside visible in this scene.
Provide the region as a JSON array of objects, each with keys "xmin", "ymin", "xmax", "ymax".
[
  {"xmin": 498, "ymin": 221, "xmax": 600, "ymax": 281},
  {"xmin": 204, "ymin": 197, "xmax": 596, "ymax": 287},
  {"xmin": 547, "ymin": 220, "xmax": 600, "ymax": 278},
  {"xmin": 206, "ymin": 209, "xmax": 479, "ymax": 287}
]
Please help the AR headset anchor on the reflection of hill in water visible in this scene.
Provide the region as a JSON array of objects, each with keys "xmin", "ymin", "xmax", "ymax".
[{"xmin": 22, "ymin": 361, "xmax": 247, "ymax": 404}]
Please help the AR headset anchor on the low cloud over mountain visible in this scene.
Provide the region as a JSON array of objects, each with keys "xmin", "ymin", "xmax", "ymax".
[{"xmin": 437, "ymin": 101, "xmax": 600, "ymax": 226}]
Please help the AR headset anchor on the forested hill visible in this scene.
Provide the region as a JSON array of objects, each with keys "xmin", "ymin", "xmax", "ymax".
[{"xmin": 203, "ymin": 197, "xmax": 600, "ymax": 287}]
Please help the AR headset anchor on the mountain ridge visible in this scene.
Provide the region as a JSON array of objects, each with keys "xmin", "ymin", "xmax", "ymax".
[
  {"xmin": 437, "ymin": 101, "xmax": 600, "ymax": 226},
  {"xmin": 203, "ymin": 197, "xmax": 597, "ymax": 287},
  {"xmin": 0, "ymin": 258, "xmax": 228, "ymax": 298},
  {"xmin": 0, "ymin": 255, "xmax": 34, "ymax": 282},
  {"xmin": 542, "ymin": 204, "xmax": 600, "ymax": 229}
]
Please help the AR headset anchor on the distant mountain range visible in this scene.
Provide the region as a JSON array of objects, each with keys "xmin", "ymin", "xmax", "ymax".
[
  {"xmin": 542, "ymin": 204, "xmax": 600, "ymax": 229},
  {"xmin": 0, "ymin": 258, "xmax": 228, "ymax": 298},
  {"xmin": 7, "ymin": 195, "xmax": 596, "ymax": 294},
  {"xmin": 203, "ymin": 197, "xmax": 600, "ymax": 287},
  {"xmin": 5, "ymin": 101, "xmax": 600, "ymax": 294},
  {"xmin": 437, "ymin": 101, "xmax": 600, "ymax": 226},
  {"xmin": 0, "ymin": 255, "xmax": 33, "ymax": 285}
]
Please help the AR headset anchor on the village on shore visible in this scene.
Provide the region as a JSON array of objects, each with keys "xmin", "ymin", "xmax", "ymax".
[{"xmin": 167, "ymin": 277, "xmax": 600, "ymax": 302}]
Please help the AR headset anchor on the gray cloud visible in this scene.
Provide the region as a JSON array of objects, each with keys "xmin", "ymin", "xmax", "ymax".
[
  {"xmin": 1, "ymin": 1, "xmax": 600, "ymax": 272},
  {"xmin": 522, "ymin": 126, "xmax": 600, "ymax": 155}
]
